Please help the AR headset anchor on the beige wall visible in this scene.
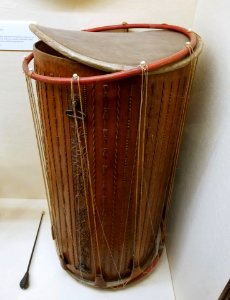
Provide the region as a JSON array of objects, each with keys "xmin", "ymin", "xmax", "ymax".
[
  {"xmin": 1, "ymin": 1, "xmax": 230, "ymax": 299},
  {"xmin": 0, "ymin": 0, "xmax": 197, "ymax": 198},
  {"xmin": 167, "ymin": 0, "xmax": 230, "ymax": 299},
  {"xmin": 0, "ymin": 0, "xmax": 197, "ymax": 29}
]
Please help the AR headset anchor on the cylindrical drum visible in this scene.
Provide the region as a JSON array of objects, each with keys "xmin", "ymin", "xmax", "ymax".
[{"xmin": 23, "ymin": 23, "xmax": 202, "ymax": 288}]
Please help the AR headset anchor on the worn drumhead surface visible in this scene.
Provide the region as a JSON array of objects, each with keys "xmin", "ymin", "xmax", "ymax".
[{"xmin": 30, "ymin": 24, "xmax": 189, "ymax": 72}]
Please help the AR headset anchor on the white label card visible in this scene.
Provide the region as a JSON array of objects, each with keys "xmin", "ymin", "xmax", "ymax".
[{"xmin": 0, "ymin": 21, "xmax": 38, "ymax": 51}]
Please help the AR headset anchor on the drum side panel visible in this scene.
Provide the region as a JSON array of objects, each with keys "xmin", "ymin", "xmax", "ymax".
[
  {"xmin": 138, "ymin": 65, "xmax": 192, "ymax": 265},
  {"xmin": 85, "ymin": 80, "xmax": 141, "ymax": 281}
]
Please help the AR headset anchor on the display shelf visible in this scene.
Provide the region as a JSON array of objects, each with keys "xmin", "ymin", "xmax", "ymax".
[{"xmin": 0, "ymin": 198, "xmax": 175, "ymax": 300}]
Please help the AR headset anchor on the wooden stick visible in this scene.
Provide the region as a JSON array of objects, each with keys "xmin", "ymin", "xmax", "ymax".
[{"xmin": 19, "ymin": 211, "xmax": 45, "ymax": 289}]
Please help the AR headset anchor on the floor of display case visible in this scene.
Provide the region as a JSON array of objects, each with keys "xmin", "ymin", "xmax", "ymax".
[{"xmin": 0, "ymin": 198, "xmax": 175, "ymax": 300}]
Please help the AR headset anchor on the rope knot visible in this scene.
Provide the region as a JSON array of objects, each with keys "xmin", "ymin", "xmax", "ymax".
[
  {"xmin": 139, "ymin": 60, "xmax": 147, "ymax": 71},
  {"xmin": 72, "ymin": 73, "xmax": 79, "ymax": 80}
]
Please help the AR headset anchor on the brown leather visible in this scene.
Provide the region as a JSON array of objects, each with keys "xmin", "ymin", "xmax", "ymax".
[{"xmin": 30, "ymin": 24, "xmax": 189, "ymax": 71}]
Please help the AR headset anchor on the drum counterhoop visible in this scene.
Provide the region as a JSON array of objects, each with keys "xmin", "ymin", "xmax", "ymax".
[{"xmin": 23, "ymin": 23, "xmax": 202, "ymax": 288}]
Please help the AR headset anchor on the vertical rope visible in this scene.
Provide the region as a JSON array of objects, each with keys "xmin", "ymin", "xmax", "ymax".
[
  {"xmin": 163, "ymin": 40, "xmax": 198, "ymax": 232},
  {"xmin": 72, "ymin": 75, "xmax": 126, "ymax": 286},
  {"xmin": 71, "ymin": 75, "xmax": 103, "ymax": 279},
  {"xmin": 132, "ymin": 61, "xmax": 149, "ymax": 273},
  {"xmin": 138, "ymin": 63, "xmax": 149, "ymax": 265},
  {"xmin": 24, "ymin": 73, "xmax": 61, "ymax": 255}
]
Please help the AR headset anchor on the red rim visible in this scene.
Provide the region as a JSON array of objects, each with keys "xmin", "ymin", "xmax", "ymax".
[{"xmin": 23, "ymin": 23, "xmax": 197, "ymax": 85}]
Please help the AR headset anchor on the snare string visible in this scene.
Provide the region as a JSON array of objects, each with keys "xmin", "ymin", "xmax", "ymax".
[
  {"xmin": 74, "ymin": 76, "xmax": 125, "ymax": 285},
  {"xmin": 131, "ymin": 61, "xmax": 149, "ymax": 276},
  {"xmin": 71, "ymin": 77, "xmax": 96, "ymax": 279},
  {"xmin": 75, "ymin": 76, "xmax": 103, "ymax": 278},
  {"xmin": 74, "ymin": 76, "xmax": 124, "ymax": 283}
]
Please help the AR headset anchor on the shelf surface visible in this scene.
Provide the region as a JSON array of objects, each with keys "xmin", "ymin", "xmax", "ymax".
[{"xmin": 0, "ymin": 198, "xmax": 175, "ymax": 300}]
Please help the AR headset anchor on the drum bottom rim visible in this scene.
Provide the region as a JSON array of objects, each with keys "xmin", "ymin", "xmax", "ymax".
[{"xmin": 58, "ymin": 240, "xmax": 165, "ymax": 289}]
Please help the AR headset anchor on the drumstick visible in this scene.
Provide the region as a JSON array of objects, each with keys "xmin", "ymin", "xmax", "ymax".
[{"xmin": 19, "ymin": 211, "xmax": 45, "ymax": 289}]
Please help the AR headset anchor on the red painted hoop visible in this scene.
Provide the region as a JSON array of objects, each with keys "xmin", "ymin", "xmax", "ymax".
[{"xmin": 22, "ymin": 23, "xmax": 197, "ymax": 85}]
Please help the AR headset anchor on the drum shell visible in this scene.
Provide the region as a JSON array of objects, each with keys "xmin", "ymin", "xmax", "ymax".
[{"xmin": 33, "ymin": 40, "xmax": 197, "ymax": 287}]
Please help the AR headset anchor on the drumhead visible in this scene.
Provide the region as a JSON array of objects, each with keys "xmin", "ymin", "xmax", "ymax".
[{"xmin": 30, "ymin": 24, "xmax": 190, "ymax": 72}]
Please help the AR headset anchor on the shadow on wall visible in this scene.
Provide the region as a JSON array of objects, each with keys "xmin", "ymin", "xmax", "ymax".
[
  {"xmin": 0, "ymin": 165, "xmax": 45, "ymax": 199},
  {"xmin": 176, "ymin": 43, "xmax": 220, "ymax": 193},
  {"xmin": 166, "ymin": 43, "xmax": 220, "ymax": 253}
]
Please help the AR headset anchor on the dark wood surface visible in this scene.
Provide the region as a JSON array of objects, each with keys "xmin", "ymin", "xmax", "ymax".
[{"xmin": 33, "ymin": 40, "xmax": 199, "ymax": 288}]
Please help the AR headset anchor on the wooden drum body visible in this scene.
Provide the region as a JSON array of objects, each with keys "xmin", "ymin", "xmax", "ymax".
[{"xmin": 23, "ymin": 23, "xmax": 202, "ymax": 288}]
